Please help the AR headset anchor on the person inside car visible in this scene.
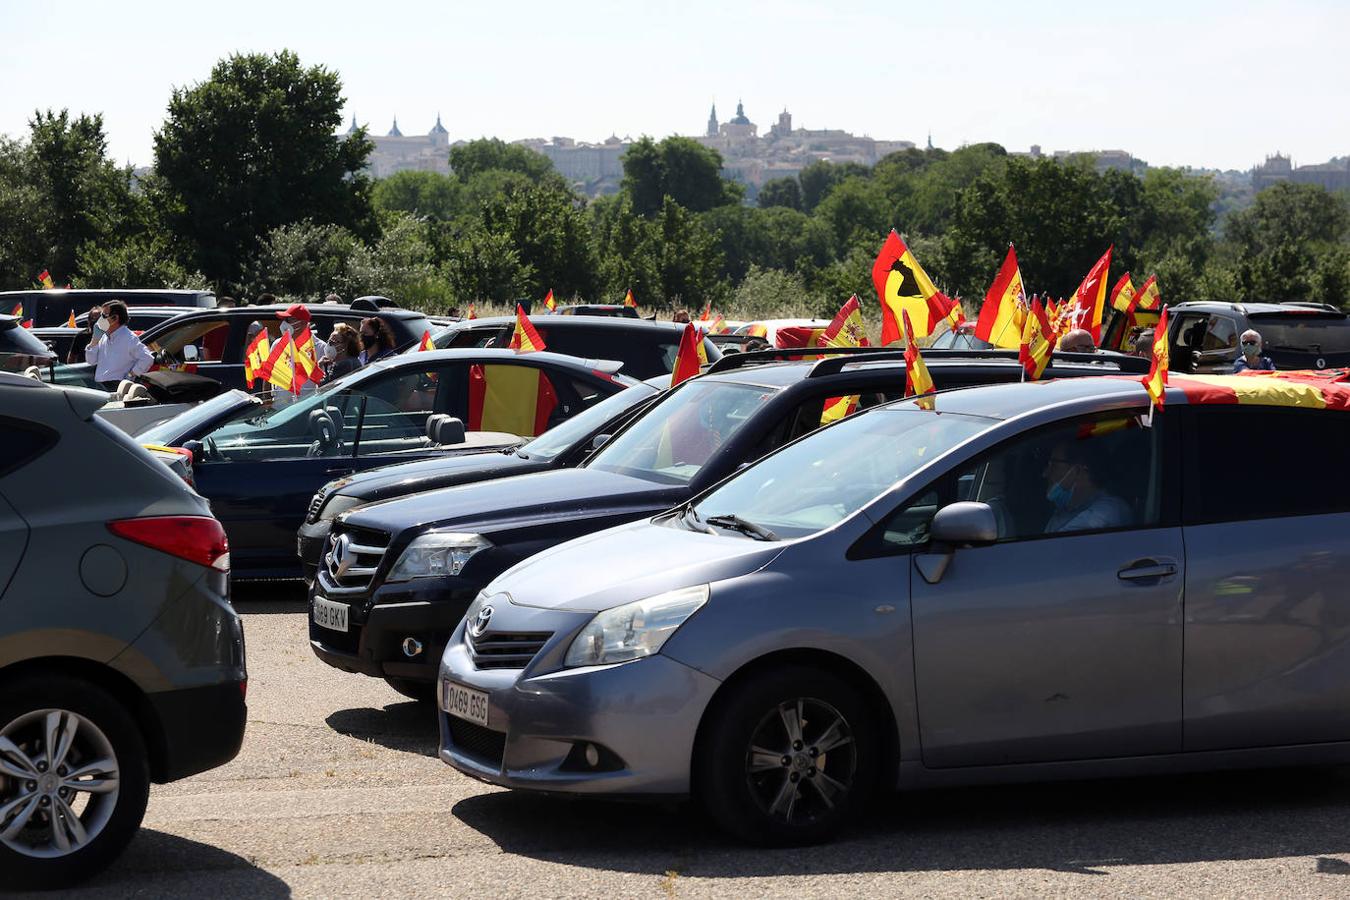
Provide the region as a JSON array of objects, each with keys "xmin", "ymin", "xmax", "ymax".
[
  {"xmin": 327, "ymin": 322, "xmax": 363, "ymax": 379},
  {"xmin": 84, "ymin": 300, "xmax": 154, "ymax": 389},
  {"xmin": 1043, "ymin": 440, "xmax": 1132, "ymax": 533},
  {"xmin": 1057, "ymin": 328, "xmax": 1096, "ymax": 353},
  {"xmin": 358, "ymin": 317, "xmax": 398, "ymax": 365},
  {"xmin": 1233, "ymin": 329, "xmax": 1275, "ymax": 373}
]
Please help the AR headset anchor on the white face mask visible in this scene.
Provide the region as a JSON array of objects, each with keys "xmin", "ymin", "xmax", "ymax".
[{"xmin": 95, "ymin": 316, "xmax": 110, "ymax": 334}]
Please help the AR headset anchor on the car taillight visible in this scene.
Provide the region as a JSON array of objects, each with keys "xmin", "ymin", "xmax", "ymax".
[{"xmin": 107, "ymin": 516, "xmax": 230, "ymax": 572}]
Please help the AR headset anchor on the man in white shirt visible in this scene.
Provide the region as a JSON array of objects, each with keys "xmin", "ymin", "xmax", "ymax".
[{"xmin": 84, "ymin": 300, "xmax": 154, "ymax": 389}]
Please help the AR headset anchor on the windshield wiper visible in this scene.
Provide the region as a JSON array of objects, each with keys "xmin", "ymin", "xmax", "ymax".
[
  {"xmin": 677, "ymin": 503, "xmax": 715, "ymax": 534},
  {"xmin": 705, "ymin": 514, "xmax": 778, "ymax": 541}
]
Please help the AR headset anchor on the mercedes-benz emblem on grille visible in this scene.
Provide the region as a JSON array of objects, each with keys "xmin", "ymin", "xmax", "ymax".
[
  {"xmin": 331, "ymin": 534, "xmax": 354, "ymax": 578},
  {"xmin": 468, "ymin": 605, "xmax": 494, "ymax": 638}
]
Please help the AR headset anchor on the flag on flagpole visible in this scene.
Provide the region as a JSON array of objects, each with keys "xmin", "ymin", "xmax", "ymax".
[
  {"xmin": 1018, "ymin": 298, "xmax": 1055, "ymax": 380},
  {"xmin": 623, "ymin": 288, "xmax": 637, "ymax": 309},
  {"xmin": 292, "ymin": 325, "xmax": 323, "ymax": 392},
  {"xmin": 670, "ymin": 322, "xmax": 704, "ymax": 387},
  {"xmin": 975, "ymin": 245, "xmax": 1027, "ymax": 349},
  {"xmin": 417, "ymin": 329, "xmax": 435, "ymax": 352},
  {"xmin": 37, "ymin": 270, "xmax": 54, "ymax": 289},
  {"xmin": 1142, "ymin": 306, "xmax": 1170, "ymax": 411},
  {"xmin": 1130, "ymin": 275, "xmax": 1161, "ymax": 312},
  {"xmin": 902, "ymin": 310, "xmax": 935, "ymax": 404},
  {"xmin": 65, "ymin": 310, "xmax": 77, "ymax": 328},
  {"xmin": 467, "ymin": 304, "xmax": 477, "ymax": 320},
  {"xmin": 260, "ymin": 330, "xmax": 296, "ymax": 393},
  {"xmin": 700, "ymin": 301, "xmax": 711, "ymax": 321},
  {"xmin": 542, "ymin": 289, "xmax": 556, "ymax": 312},
  {"xmin": 872, "ymin": 229, "xmax": 959, "ymax": 344},
  {"xmin": 822, "ymin": 295, "xmax": 869, "ymax": 348},
  {"xmin": 508, "ymin": 304, "xmax": 547, "ymax": 352},
  {"xmin": 9, "ymin": 302, "xmax": 21, "ymax": 318},
  {"xmin": 1109, "ymin": 273, "xmax": 1136, "ymax": 314},
  {"xmin": 1068, "ymin": 247, "xmax": 1113, "ymax": 342},
  {"xmin": 243, "ymin": 328, "xmax": 270, "ymax": 389}
]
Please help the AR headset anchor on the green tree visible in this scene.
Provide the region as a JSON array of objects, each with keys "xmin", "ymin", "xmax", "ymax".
[
  {"xmin": 152, "ymin": 50, "xmax": 374, "ymax": 291},
  {"xmin": 443, "ymin": 227, "xmax": 534, "ymax": 305},
  {"xmin": 756, "ymin": 177, "xmax": 801, "ymax": 211},
  {"xmin": 621, "ymin": 136, "xmax": 742, "ymax": 216},
  {"xmin": 701, "ymin": 204, "xmax": 831, "ymax": 283},
  {"xmin": 798, "ymin": 160, "xmax": 869, "ymax": 213},
  {"xmin": 479, "ymin": 183, "xmax": 598, "ymax": 300},
  {"xmin": 591, "ymin": 194, "xmax": 725, "ymax": 307},
  {"xmin": 449, "ymin": 138, "xmax": 557, "ymax": 184},
  {"xmin": 246, "ymin": 220, "xmax": 361, "ymax": 299},
  {"xmin": 1225, "ymin": 182, "xmax": 1350, "ymax": 303},
  {"xmin": 372, "ymin": 170, "xmax": 464, "ymax": 222}
]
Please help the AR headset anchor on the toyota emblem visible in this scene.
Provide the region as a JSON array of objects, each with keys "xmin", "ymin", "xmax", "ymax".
[{"xmin": 468, "ymin": 605, "xmax": 494, "ymax": 638}]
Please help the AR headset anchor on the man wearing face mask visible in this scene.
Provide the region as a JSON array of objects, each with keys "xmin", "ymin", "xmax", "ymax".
[
  {"xmin": 1043, "ymin": 440, "xmax": 1132, "ymax": 534},
  {"xmin": 84, "ymin": 300, "xmax": 153, "ymax": 390},
  {"xmin": 1232, "ymin": 329, "xmax": 1275, "ymax": 373}
]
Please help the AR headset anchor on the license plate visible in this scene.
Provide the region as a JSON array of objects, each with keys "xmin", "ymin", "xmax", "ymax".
[
  {"xmin": 312, "ymin": 595, "xmax": 349, "ymax": 633},
  {"xmin": 442, "ymin": 680, "xmax": 490, "ymax": 726}
]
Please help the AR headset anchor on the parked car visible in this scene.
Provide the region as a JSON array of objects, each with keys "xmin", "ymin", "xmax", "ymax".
[
  {"xmin": 0, "ymin": 373, "xmax": 246, "ymax": 887},
  {"xmin": 310, "ymin": 348, "xmax": 1147, "ymax": 697},
  {"xmin": 554, "ymin": 304, "xmax": 640, "ymax": 318},
  {"xmin": 1158, "ymin": 301, "xmax": 1350, "ymax": 373},
  {"xmin": 433, "ymin": 371, "xmax": 1350, "ymax": 845},
  {"xmin": 433, "ymin": 315, "xmax": 721, "ymax": 380},
  {"xmin": 1, "ymin": 314, "xmax": 56, "ymax": 375},
  {"xmin": 0, "ymin": 288, "xmax": 216, "ymax": 329},
  {"xmin": 44, "ymin": 302, "xmax": 434, "ymax": 392},
  {"xmin": 139, "ymin": 348, "xmax": 638, "ymax": 580},
  {"xmin": 297, "ymin": 376, "xmax": 666, "ymax": 582},
  {"xmin": 30, "ymin": 306, "xmax": 193, "ymax": 363}
]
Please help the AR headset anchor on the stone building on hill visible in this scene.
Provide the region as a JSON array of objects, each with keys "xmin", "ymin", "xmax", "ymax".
[
  {"xmin": 348, "ymin": 114, "xmax": 452, "ymax": 178},
  {"xmin": 1252, "ymin": 153, "xmax": 1350, "ymax": 193}
]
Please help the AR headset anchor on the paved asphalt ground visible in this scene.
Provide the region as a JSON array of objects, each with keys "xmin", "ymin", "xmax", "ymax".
[{"xmin": 32, "ymin": 583, "xmax": 1350, "ymax": 898}]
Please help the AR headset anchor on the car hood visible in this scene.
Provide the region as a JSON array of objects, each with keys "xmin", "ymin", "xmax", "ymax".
[
  {"xmin": 491, "ymin": 518, "xmax": 786, "ymax": 613},
  {"xmin": 336, "ymin": 450, "xmax": 542, "ymax": 502},
  {"xmin": 343, "ymin": 466, "xmax": 683, "ymax": 537}
]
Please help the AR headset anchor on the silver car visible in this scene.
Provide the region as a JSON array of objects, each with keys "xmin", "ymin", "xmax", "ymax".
[{"xmin": 436, "ymin": 375, "xmax": 1350, "ymax": 844}]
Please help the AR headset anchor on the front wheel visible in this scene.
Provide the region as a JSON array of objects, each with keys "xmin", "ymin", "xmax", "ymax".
[
  {"xmin": 696, "ymin": 665, "xmax": 877, "ymax": 845},
  {"xmin": 0, "ymin": 674, "xmax": 151, "ymax": 889}
]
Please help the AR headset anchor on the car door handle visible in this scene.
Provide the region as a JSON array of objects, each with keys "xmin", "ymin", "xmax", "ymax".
[
  {"xmin": 1117, "ymin": 558, "xmax": 1178, "ymax": 581},
  {"xmin": 325, "ymin": 467, "xmax": 353, "ymax": 476}
]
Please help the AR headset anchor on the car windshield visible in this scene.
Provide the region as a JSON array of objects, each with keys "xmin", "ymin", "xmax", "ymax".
[
  {"xmin": 689, "ymin": 407, "xmax": 992, "ymax": 540},
  {"xmin": 518, "ymin": 382, "xmax": 660, "ymax": 462},
  {"xmin": 137, "ymin": 391, "xmax": 261, "ymax": 445},
  {"xmin": 586, "ymin": 380, "xmax": 778, "ymax": 485},
  {"xmin": 1247, "ymin": 313, "xmax": 1350, "ymax": 353}
]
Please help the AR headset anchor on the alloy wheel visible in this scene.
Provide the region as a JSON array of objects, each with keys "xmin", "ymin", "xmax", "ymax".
[
  {"xmin": 744, "ymin": 697, "xmax": 856, "ymax": 826},
  {"xmin": 0, "ymin": 709, "xmax": 121, "ymax": 859}
]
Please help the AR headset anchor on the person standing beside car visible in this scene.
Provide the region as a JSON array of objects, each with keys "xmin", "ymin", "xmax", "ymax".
[
  {"xmin": 1233, "ymin": 329, "xmax": 1275, "ymax": 373},
  {"xmin": 84, "ymin": 300, "xmax": 153, "ymax": 389}
]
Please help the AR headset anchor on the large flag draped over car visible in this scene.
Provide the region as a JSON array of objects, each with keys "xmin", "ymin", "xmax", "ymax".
[
  {"xmin": 670, "ymin": 322, "xmax": 706, "ymax": 387},
  {"xmin": 509, "ymin": 305, "xmax": 547, "ymax": 353},
  {"xmin": 1069, "ymin": 246, "xmax": 1113, "ymax": 342},
  {"xmin": 244, "ymin": 328, "xmax": 270, "ymax": 389},
  {"xmin": 902, "ymin": 310, "xmax": 935, "ymax": 407},
  {"xmin": 1019, "ymin": 298, "xmax": 1055, "ymax": 380},
  {"xmin": 1142, "ymin": 305, "xmax": 1170, "ymax": 410},
  {"xmin": 822, "ymin": 295, "xmax": 869, "ymax": 348},
  {"xmin": 1167, "ymin": 369, "xmax": 1350, "ymax": 411},
  {"xmin": 975, "ymin": 245, "xmax": 1027, "ymax": 349},
  {"xmin": 468, "ymin": 364, "xmax": 559, "ymax": 436},
  {"xmin": 872, "ymin": 229, "xmax": 962, "ymax": 344}
]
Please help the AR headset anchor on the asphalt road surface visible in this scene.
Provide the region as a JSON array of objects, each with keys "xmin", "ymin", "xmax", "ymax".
[{"xmin": 37, "ymin": 583, "xmax": 1350, "ymax": 898}]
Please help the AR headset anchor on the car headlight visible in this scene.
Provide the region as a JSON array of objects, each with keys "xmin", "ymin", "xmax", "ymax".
[
  {"xmin": 387, "ymin": 532, "xmax": 491, "ymax": 582},
  {"xmin": 319, "ymin": 493, "xmax": 363, "ymax": 522},
  {"xmin": 564, "ymin": 584, "xmax": 709, "ymax": 668}
]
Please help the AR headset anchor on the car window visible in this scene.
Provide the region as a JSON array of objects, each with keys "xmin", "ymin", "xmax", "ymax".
[
  {"xmin": 462, "ymin": 363, "xmax": 565, "ymax": 438},
  {"xmin": 0, "ymin": 418, "xmax": 57, "ymax": 478},
  {"xmin": 1189, "ymin": 407, "xmax": 1350, "ymax": 522},
  {"xmin": 1173, "ymin": 315, "xmax": 1208, "ymax": 350},
  {"xmin": 147, "ymin": 318, "xmax": 231, "ymax": 363},
  {"xmin": 1247, "ymin": 313, "xmax": 1350, "ymax": 354},
  {"xmin": 353, "ymin": 370, "xmax": 439, "ymax": 456},
  {"xmin": 202, "ymin": 389, "xmax": 350, "ymax": 461},
  {"xmin": 518, "ymin": 383, "xmax": 659, "ymax": 462},
  {"xmin": 436, "ymin": 326, "xmax": 508, "ymax": 349},
  {"xmin": 587, "ymin": 381, "xmax": 778, "ymax": 485},
  {"xmin": 1203, "ymin": 315, "xmax": 1238, "ymax": 352}
]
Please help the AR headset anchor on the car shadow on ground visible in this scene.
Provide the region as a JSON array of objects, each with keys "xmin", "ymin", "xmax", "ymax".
[
  {"xmin": 451, "ymin": 766, "xmax": 1350, "ymax": 878},
  {"xmin": 325, "ymin": 701, "xmax": 441, "ymax": 756},
  {"xmin": 24, "ymin": 829, "xmax": 291, "ymax": 898}
]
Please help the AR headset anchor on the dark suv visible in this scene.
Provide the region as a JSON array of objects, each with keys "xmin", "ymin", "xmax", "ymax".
[
  {"xmin": 309, "ymin": 348, "xmax": 1147, "ymax": 698},
  {"xmin": 1161, "ymin": 302, "xmax": 1350, "ymax": 373},
  {"xmin": 0, "ymin": 288, "xmax": 216, "ymax": 328},
  {"xmin": 0, "ymin": 373, "xmax": 246, "ymax": 888}
]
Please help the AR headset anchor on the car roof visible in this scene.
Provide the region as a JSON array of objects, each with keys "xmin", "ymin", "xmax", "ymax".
[
  {"xmin": 444, "ymin": 315, "xmax": 691, "ymax": 335},
  {"xmin": 363, "ymin": 347, "xmax": 637, "ymax": 381},
  {"xmin": 1171, "ymin": 301, "xmax": 1346, "ymax": 317}
]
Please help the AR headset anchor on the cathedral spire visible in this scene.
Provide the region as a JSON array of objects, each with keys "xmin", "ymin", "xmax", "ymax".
[{"xmin": 706, "ymin": 102, "xmax": 718, "ymax": 138}]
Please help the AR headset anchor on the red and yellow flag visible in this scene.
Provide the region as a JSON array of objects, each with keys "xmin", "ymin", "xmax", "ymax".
[
  {"xmin": 1019, "ymin": 298, "xmax": 1055, "ymax": 380},
  {"xmin": 1142, "ymin": 305, "xmax": 1170, "ymax": 410},
  {"xmin": 1068, "ymin": 246, "xmax": 1113, "ymax": 342},
  {"xmin": 1109, "ymin": 273, "xmax": 1136, "ymax": 314},
  {"xmin": 623, "ymin": 288, "xmax": 637, "ymax": 309},
  {"xmin": 37, "ymin": 270, "xmax": 54, "ymax": 289},
  {"xmin": 822, "ymin": 295, "xmax": 869, "ymax": 348},
  {"xmin": 1167, "ymin": 369, "xmax": 1350, "ymax": 411},
  {"xmin": 467, "ymin": 304, "xmax": 477, "ymax": 320},
  {"xmin": 468, "ymin": 365, "xmax": 559, "ymax": 436},
  {"xmin": 260, "ymin": 330, "xmax": 296, "ymax": 394},
  {"xmin": 9, "ymin": 302, "xmax": 21, "ymax": 318},
  {"xmin": 293, "ymin": 325, "xmax": 323, "ymax": 390},
  {"xmin": 873, "ymin": 229, "xmax": 959, "ymax": 344},
  {"xmin": 670, "ymin": 322, "xmax": 705, "ymax": 387},
  {"xmin": 244, "ymin": 328, "xmax": 270, "ymax": 389},
  {"xmin": 708, "ymin": 313, "xmax": 729, "ymax": 335},
  {"xmin": 1131, "ymin": 275, "xmax": 1160, "ymax": 312},
  {"xmin": 975, "ymin": 245, "xmax": 1027, "ymax": 349},
  {"xmin": 746, "ymin": 323, "xmax": 768, "ymax": 339},
  {"xmin": 65, "ymin": 310, "xmax": 77, "ymax": 328},
  {"xmin": 902, "ymin": 310, "xmax": 935, "ymax": 405},
  {"xmin": 508, "ymin": 304, "xmax": 547, "ymax": 353},
  {"xmin": 700, "ymin": 301, "xmax": 711, "ymax": 321},
  {"xmin": 820, "ymin": 395, "xmax": 859, "ymax": 425},
  {"xmin": 418, "ymin": 329, "xmax": 435, "ymax": 352},
  {"xmin": 542, "ymin": 289, "xmax": 556, "ymax": 312}
]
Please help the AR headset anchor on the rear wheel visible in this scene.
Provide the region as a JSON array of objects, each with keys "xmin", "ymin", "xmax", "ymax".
[
  {"xmin": 0, "ymin": 675, "xmax": 150, "ymax": 889},
  {"xmin": 696, "ymin": 666, "xmax": 877, "ymax": 845},
  {"xmin": 384, "ymin": 677, "xmax": 436, "ymax": 704}
]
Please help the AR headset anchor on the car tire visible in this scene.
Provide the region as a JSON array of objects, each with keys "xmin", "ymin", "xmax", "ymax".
[
  {"xmin": 0, "ymin": 674, "xmax": 151, "ymax": 890},
  {"xmin": 384, "ymin": 677, "xmax": 436, "ymax": 704},
  {"xmin": 696, "ymin": 665, "xmax": 877, "ymax": 846}
]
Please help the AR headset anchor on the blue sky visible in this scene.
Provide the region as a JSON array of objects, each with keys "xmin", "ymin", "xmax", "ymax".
[{"xmin": 2, "ymin": 0, "xmax": 1346, "ymax": 171}]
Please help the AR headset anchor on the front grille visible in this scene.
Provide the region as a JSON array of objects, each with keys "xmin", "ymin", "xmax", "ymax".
[
  {"xmin": 322, "ymin": 524, "xmax": 389, "ymax": 594},
  {"xmin": 446, "ymin": 717, "xmax": 506, "ymax": 767},
  {"xmin": 467, "ymin": 630, "xmax": 552, "ymax": 670},
  {"xmin": 305, "ymin": 487, "xmax": 329, "ymax": 524}
]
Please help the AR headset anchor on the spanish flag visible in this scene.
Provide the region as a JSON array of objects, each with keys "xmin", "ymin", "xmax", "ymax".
[
  {"xmin": 418, "ymin": 329, "xmax": 435, "ymax": 352},
  {"xmin": 1142, "ymin": 305, "xmax": 1170, "ymax": 410},
  {"xmin": 974, "ymin": 245, "xmax": 1027, "ymax": 349},
  {"xmin": 9, "ymin": 302, "xmax": 21, "ymax": 318},
  {"xmin": 1131, "ymin": 275, "xmax": 1160, "ymax": 312},
  {"xmin": 468, "ymin": 365, "xmax": 558, "ymax": 436},
  {"xmin": 508, "ymin": 305, "xmax": 547, "ymax": 353},
  {"xmin": 244, "ymin": 328, "xmax": 270, "ymax": 389},
  {"xmin": 670, "ymin": 322, "xmax": 705, "ymax": 387},
  {"xmin": 1019, "ymin": 298, "xmax": 1054, "ymax": 380},
  {"xmin": 293, "ymin": 325, "xmax": 323, "ymax": 390},
  {"xmin": 542, "ymin": 289, "xmax": 556, "ymax": 313},
  {"xmin": 1170, "ymin": 369, "xmax": 1350, "ymax": 410},
  {"xmin": 902, "ymin": 310, "xmax": 935, "ymax": 406},
  {"xmin": 708, "ymin": 314, "xmax": 729, "ymax": 335},
  {"xmin": 65, "ymin": 310, "xmax": 77, "ymax": 328},
  {"xmin": 623, "ymin": 288, "xmax": 637, "ymax": 309},
  {"xmin": 700, "ymin": 301, "xmax": 711, "ymax": 321},
  {"xmin": 822, "ymin": 295, "xmax": 869, "ymax": 348},
  {"xmin": 746, "ymin": 323, "xmax": 768, "ymax": 339},
  {"xmin": 1068, "ymin": 246, "xmax": 1113, "ymax": 342},
  {"xmin": 820, "ymin": 395, "xmax": 859, "ymax": 425},
  {"xmin": 260, "ymin": 330, "xmax": 296, "ymax": 394},
  {"xmin": 38, "ymin": 270, "xmax": 54, "ymax": 289},
  {"xmin": 1109, "ymin": 273, "xmax": 1136, "ymax": 314},
  {"xmin": 873, "ymin": 229, "xmax": 960, "ymax": 344},
  {"xmin": 467, "ymin": 304, "xmax": 477, "ymax": 320}
]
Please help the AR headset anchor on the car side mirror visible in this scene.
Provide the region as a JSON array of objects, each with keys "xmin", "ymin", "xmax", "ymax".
[
  {"xmin": 182, "ymin": 344, "xmax": 199, "ymax": 362},
  {"xmin": 591, "ymin": 433, "xmax": 612, "ymax": 452},
  {"xmin": 915, "ymin": 502, "xmax": 998, "ymax": 585},
  {"xmin": 182, "ymin": 439, "xmax": 205, "ymax": 464}
]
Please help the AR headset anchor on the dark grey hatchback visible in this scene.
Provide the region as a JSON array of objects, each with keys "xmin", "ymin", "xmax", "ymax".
[{"xmin": 0, "ymin": 373, "xmax": 246, "ymax": 887}]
